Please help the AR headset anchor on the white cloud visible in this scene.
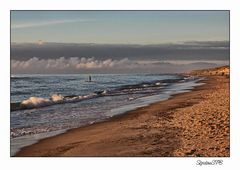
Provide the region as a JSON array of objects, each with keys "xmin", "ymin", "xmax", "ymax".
[
  {"xmin": 11, "ymin": 57, "xmax": 224, "ymax": 74},
  {"xmin": 12, "ymin": 19, "xmax": 89, "ymax": 29},
  {"xmin": 11, "ymin": 57, "xmax": 139, "ymax": 72}
]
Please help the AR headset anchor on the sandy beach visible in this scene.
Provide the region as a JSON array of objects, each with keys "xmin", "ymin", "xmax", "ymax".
[{"xmin": 15, "ymin": 67, "xmax": 230, "ymax": 157}]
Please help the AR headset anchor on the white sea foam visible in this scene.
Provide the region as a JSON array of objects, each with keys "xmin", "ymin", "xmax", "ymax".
[
  {"xmin": 19, "ymin": 93, "xmax": 98, "ymax": 110},
  {"xmin": 20, "ymin": 94, "xmax": 67, "ymax": 109},
  {"xmin": 102, "ymin": 90, "xmax": 108, "ymax": 94},
  {"xmin": 51, "ymin": 94, "xmax": 64, "ymax": 102},
  {"xmin": 20, "ymin": 97, "xmax": 52, "ymax": 109}
]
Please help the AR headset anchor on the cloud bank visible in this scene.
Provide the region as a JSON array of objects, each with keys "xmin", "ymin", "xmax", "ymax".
[
  {"xmin": 11, "ymin": 57, "xmax": 227, "ymax": 74},
  {"xmin": 11, "ymin": 57, "xmax": 137, "ymax": 70}
]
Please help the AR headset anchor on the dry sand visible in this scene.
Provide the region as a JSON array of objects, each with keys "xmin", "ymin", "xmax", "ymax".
[{"xmin": 15, "ymin": 74, "xmax": 230, "ymax": 157}]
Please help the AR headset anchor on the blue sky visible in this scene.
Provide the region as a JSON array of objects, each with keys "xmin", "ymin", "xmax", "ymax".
[{"xmin": 11, "ymin": 11, "xmax": 229, "ymax": 44}]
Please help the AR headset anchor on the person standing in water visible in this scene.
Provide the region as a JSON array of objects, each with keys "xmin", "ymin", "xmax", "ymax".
[{"xmin": 89, "ymin": 75, "xmax": 91, "ymax": 82}]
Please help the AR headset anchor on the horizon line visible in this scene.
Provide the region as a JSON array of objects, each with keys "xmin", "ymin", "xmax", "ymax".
[{"xmin": 11, "ymin": 40, "xmax": 230, "ymax": 46}]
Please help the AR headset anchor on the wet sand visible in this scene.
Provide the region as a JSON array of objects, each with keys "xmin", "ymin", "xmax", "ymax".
[{"xmin": 15, "ymin": 75, "xmax": 229, "ymax": 157}]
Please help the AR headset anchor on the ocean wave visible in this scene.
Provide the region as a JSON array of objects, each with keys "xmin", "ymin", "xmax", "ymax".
[
  {"xmin": 11, "ymin": 93, "xmax": 99, "ymax": 111},
  {"xmin": 20, "ymin": 96, "xmax": 52, "ymax": 109},
  {"xmin": 11, "ymin": 76, "xmax": 192, "ymax": 111}
]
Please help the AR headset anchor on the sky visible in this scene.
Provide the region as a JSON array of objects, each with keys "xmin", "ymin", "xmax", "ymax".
[
  {"xmin": 11, "ymin": 11, "xmax": 229, "ymax": 74},
  {"xmin": 11, "ymin": 11, "xmax": 229, "ymax": 44}
]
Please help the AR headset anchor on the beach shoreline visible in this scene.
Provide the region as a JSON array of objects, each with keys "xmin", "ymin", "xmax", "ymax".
[{"xmin": 14, "ymin": 71, "xmax": 229, "ymax": 157}]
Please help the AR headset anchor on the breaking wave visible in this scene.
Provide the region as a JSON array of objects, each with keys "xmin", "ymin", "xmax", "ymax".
[{"xmin": 12, "ymin": 93, "xmax": 99, "ymax": 111}]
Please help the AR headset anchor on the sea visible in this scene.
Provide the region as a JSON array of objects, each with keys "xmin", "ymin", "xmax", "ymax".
[{"xmin": 10, "ymin": 74, "xmax": 204, "ymax": 156}]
